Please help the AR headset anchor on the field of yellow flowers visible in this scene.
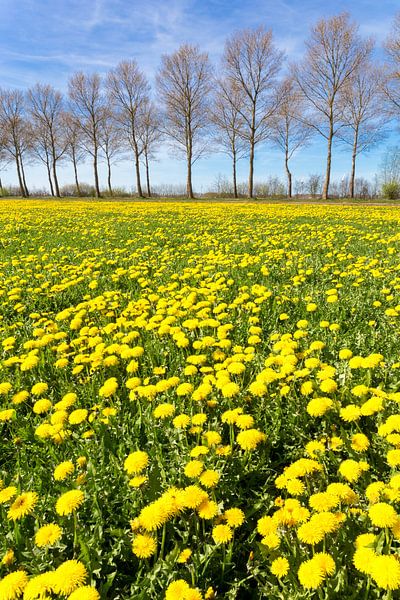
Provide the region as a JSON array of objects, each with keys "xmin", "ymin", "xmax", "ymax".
[{"xmin": 1, "ymin": 200, "xmax": 400, "ymax": 599}]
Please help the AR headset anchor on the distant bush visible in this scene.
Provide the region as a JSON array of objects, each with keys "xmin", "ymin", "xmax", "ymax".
[
  {"xmin": 382, "ymin": 182, "xmax": 400, "ymax": 200},
  {"xmin": 102, "ymin": 187, "xmax": 132, "ymax": 198},
  {"xmin": 60, "ymin": 183, "xmax": 97, "ymax": 197}
]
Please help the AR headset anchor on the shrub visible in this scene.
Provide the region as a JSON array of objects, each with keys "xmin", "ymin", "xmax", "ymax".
[{"xmin": 382, "ymin": 181, "xmax": 400, "ymax": 200}]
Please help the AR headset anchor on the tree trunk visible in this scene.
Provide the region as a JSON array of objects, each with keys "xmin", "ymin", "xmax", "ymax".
[
  {"xmin": 186, "ymin": 155, "xmax": 194, "ymax": 199},
  {"xmin": 107, "ymin": 156, "xmax": 113, "ymax": 196},
  {"xmin": 52, "ymin": 161, "xmax": 61, "ymax": 197},
  {"xmin": 350, "ymin": 127, "xmax": 359, "ymax": 199},
  {"xmin": 46, "ymin": 162, "xmax": 55, "ymax": 196},
  {"xmin": 51, "ymin": 137, "xmax": 61, "ymax": 197},
  {"xmin": 72, "ymin": 151, "xmax": 82, "ymax": 197},
  {"xmin": 134, "ymin": 150, "xmax": 143, "ymax": 198},
  {"xmin": 93, "ymin": 150, "xmax": 101, "ymax": 198},
  {"xmin": 232, "ymin": 153, "xmax": 238, "ymax": 199},
  {"xmin": 145, "ymin": 152, "xmax": 151, "ymax": 198},
  {"xmin": 322, "ymin": 119, "xmax": 333, "ymax": 200},
  {"xmin": 0, "ymin": 176, "xmax": 3, "ymax": 194},
  {"xmin": 15, "ymin": 155, "xmax": 26, "ymax": 198},
  {"xmin": 20, "ymin": 156, "xmax": 29, "ymax": 197},
  {"xmin": 248, "ymin": 141, "xmax": 255, "ymax": 198},
  {"xmin": 285, "ymin": 154, "xmax": 292, "ymax": 199}
]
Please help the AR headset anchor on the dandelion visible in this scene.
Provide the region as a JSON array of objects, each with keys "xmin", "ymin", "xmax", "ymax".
[
  {"xmin": 56, "ymin": 490, "xmax": 84, "ymax": 516},
  {"xmin": 153, "ymin": 403, "xmax": 175, "ymax": 419},
  {"xmin": 52, "ymin": 560, "xmax": 87, "ymax": 595},
  {"xmin": 0, "ymin": 571, "xmax": 28, "ymax": 599},
  {"xmin": 124, "ymin": 451, "xmax": 149, "ymax": 474},
  {"xmin": 298, "ymin": 559, "xmax": 324, "ymax": 589},
  {"xmin": 197, "ymin": 499, "xmax": 218, "ymax": 519},
  {"xmin": 7, "ymin": 492, "xmax": 38, "ymax": 521},
  {"xmin": 69, "ymin": 409, "xmax": 88, "ymax": 425},
  {"xmin": 54, "ymin": 461, "xmax": 75, "ymax": 481},
  {"xmin": 370, "ymin": 555, "xmax": 400, "ymax": 590},
  {"xmin": 236, "ymin": 429, "xmax": 266, "ymax": 451},
  {"xmin": 368, "ymin": 502, "xmax": 398, "ymax": 528},
  {"xmin": 67, "ymin": 587, "xmax": 101, "ymax": 600},
  {"xmin": 212, "ymin": 524, "xmax": 233, "ymax": 544},
  {"xmin": 224, "ymin": 508, "xmax": 245, "ymax": 528},
  {"xmin": 270, "ymin": 557, "xmax": 289, "ymax": 578},
  {"xmin": 35, "ymin": 523, "xmax": 62, "ymax": 547},
  {"xmin": 132, "ymin": 534, "xmax": 157, "ymax": 559}
]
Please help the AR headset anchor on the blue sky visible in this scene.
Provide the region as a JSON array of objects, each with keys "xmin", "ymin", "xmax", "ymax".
[{"xmin": 0, "ymin": 0, "xmax": 399, "ymax": 193}]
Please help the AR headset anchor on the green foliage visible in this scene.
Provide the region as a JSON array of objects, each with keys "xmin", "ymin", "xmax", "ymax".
[{"xmin": 382, "ymin": 181, "xmax": 400, "ymax": 200}]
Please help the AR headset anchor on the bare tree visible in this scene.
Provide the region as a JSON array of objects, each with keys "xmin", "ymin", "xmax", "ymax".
[
  {"xmin": 0, "ymin": 89, "xmax": 31, "ymax": 197},
  {"xmin": 292, "ymin": 13, "xmax": 372, "ymax": 199},
  {"xmin": 157, "ymin": 44, "xmax": 212, "ymax": 199},
  {"xmin": 68, "ymin": 72, "xmax": 105, "ymax": 198},
  {"xmin": 270, "ymin": 77, "xmax": 313, "ymax": 198},
  {"xmin": 0, "ymin": 135, "xmax": 12, "ymax": 194},
  {"xmin": 384, "ymin": 14, "xmax": 400, "ymax": 117},
  {"xmin": 339, "ymin": 64, "xmax": 386, "ymax": 198},
  {"xmin": 379, "ymin": 145, "xmax": 400, "ymax": 184},
  {"xmin": 62, "ymin": 112, "xmax": 85, "ymax": 196},
  {"xmin": 30, "ymin": 123, "xmax": 55, "ymax": 195},
  {"xmin": 139, "ymin": 101, "xmax": 163, "ymax": 197},
  {"xmin": 106, "ymin": 61, "xmax": 150, "ymax": 198},
  {"xmin": 221, "ymin": 27, "xmax": 284, "ymax": 198},
  {"xmin": 99, "ymin": 109, "xmax": 124, "ymax": 196},
  {"xmin": 27, "ymin": 84, "xmax": 66, "ymax": 197},
  {"xmin": 211, "ymin": 78, "xmax": 247, "ymax": 198}
]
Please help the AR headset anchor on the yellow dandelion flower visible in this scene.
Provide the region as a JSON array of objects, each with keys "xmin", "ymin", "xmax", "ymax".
[
  {"xmin": 370, "ymin": 555, "xmax": 400, "ymax": 590},
  {"xmin": 35, "ymin": 523, "xmax": 62, "ymax": 547},
  {"xmin": 236, "ymin": 429, "xmax": 266, "ymax": 451},
  {"xmin": 369, "ymin": 502, "xmax": 398, "ymax": 528},
  {"xmin": 7, "ymin": 492, "xmax": 38, "ymax": 521},
  {"xmin": 212, "ymin": 524, "xmax": 233, "ymax": 544},
  {"xmin": 132, "ymin": 534, "xmax": 157, "ymax": 559},
  {"xmin": 52, "ymin": 560, "xmax": 87, "ymax": 595},
  {"xmin": 224, "ymin": 508, "xmax": 245, "ymax": 528},
  {"xmin": 67, "ymin": 586, "xmax": 100, "ymax": 600},
  {"xmin": 270, "ymin": 557, "xmax": 289, "ymax": 578},
  {"xmin": 177, "ymin": 549, "xmax": 192, "ymax": 564},
  {"xmin": 0, "ymin": 571, "xmax": 28, "ymax": 599},
  {"xmin": 124, "ymin": 451, "xmax": 149, "ymax": 475},
  {"xmin": 54, "ymin": 461, "xmax": 75, "ymax": 481},
  {"xmin": 55, "ymin": 490, "xmax": 84, "ymax": 516},
  {"xmin": 197, "ymin": 498, "xmax": 218, "ymax": 520}
]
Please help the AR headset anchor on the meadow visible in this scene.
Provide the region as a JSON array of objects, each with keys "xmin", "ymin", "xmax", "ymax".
[{"xmin": 0, "ymin": 200, "xmax": 400, "ymax": 599}]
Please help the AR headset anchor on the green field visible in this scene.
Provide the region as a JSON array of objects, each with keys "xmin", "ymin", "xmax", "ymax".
[{"xmin": 0, "ymin": 200, "xmax": 400, "ymax": 599}]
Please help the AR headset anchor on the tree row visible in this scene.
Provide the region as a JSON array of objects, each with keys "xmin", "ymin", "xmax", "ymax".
[{"xmin": 1, "ymin": 12, "xmax": 400, "ymax": 199}]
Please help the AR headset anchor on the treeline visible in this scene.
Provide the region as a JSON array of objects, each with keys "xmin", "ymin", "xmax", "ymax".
[{"xmin": 1, "ymin": 12, "xmax": 400, "ymax": 200}]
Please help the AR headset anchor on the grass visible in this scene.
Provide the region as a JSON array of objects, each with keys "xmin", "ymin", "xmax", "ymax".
[{"xmin": 0, "ymin": 200, "xmax": 399, "ymax": 598}]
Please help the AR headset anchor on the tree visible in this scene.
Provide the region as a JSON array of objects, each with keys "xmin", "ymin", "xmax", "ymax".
[
  {"xmin": 270, "ymin": 77, "xmax": 312, "ymax": 198},
  {"xmin": 339, "ymin": 64, "xmax": 386, "ymax": 198},
  {"xmin": 0, "ymin": 89, "xmax": 31, "ymax": 197},
  {"xmin": 99, "ymin": 110, "xmax": 124, "ymax": 196},
  {"xmin": 384, "ymin": 13, "xmax": 400, "ymax": 116},
  {"xmin": 379, "ymin": 145, "xmax": 400, "ymax": 185},
  {"xmin": 139, "ymin": 101, "xmax": 163, "ymax": 197},
  {"xmin": 62, "ymin": 112, "xmax": 85, "ymax": 197},
  {"xmin": 106, "ymin": 61, "xmax": 150, "ymax": 198},
  {"xmin": 211, "ymin": 78, "xmax": 247, "ymax": 198},
  {"xmin": 292, "ymin": 13, "xmax": 372, "ymax": 199},
  {"xmin": 27, "ymin": 84, "xmax": 66, "ymax": 197},
  {"xmin": 68, "ymin": 72, "xmax": 105, "ymax": 198},
  {"xmin": 157, "ymin": 44, "xmax": 212, "ymax": 199},
  {"xmin": 221, "ymin": 27, "xmax": 283, "ymax": 198},
  {"xmin": 30, "ymin": 121, "xmax": 55, "ymax": 196}
]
